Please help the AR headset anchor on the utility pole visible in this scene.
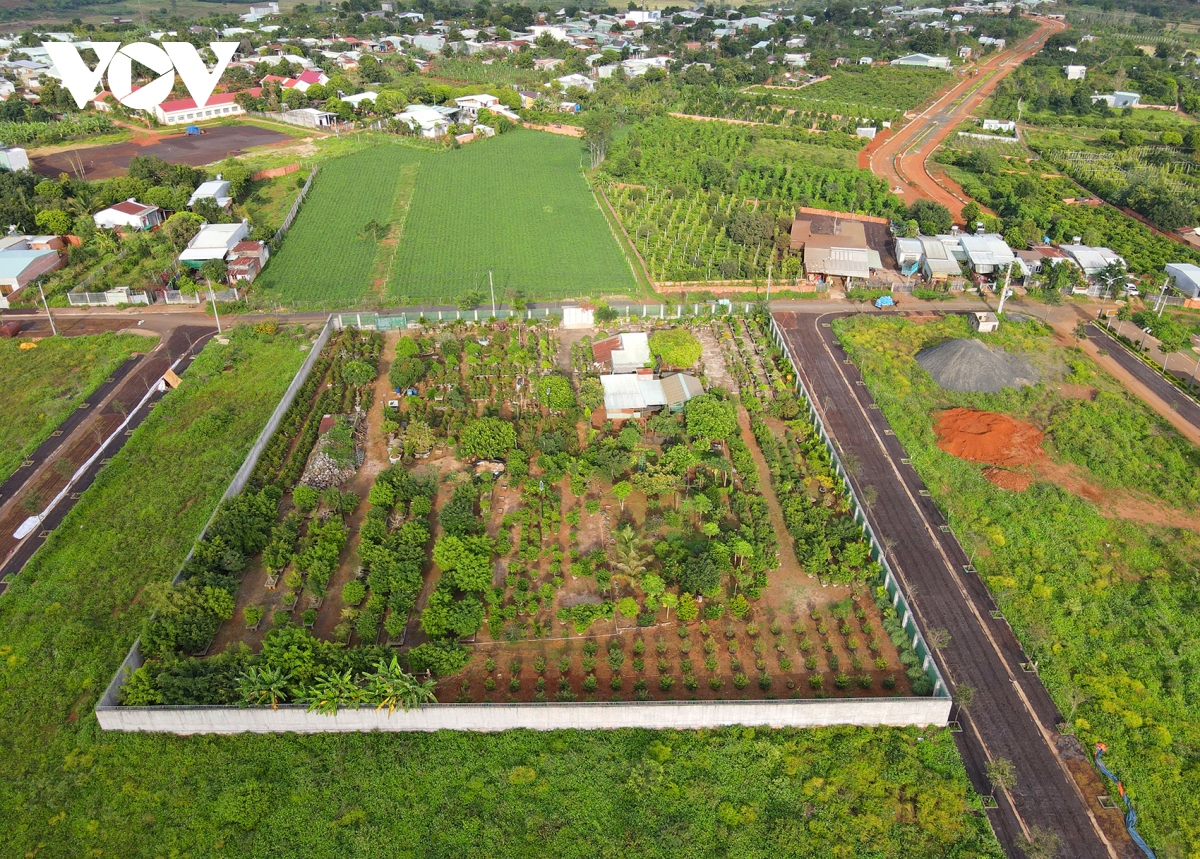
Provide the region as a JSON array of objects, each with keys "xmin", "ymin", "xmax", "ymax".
[
  {"xmin": 996, "ymin": 264, "xmax": 1012, "ymax": 315},
  {"xmin": 207, "ymin": 282, "xmax": 222, "ymax": 334},
  {"xmin": 1155, "ymin": 276, "xmax": 1171, "ymax": 318},
  {"xmin": 38, "ymin": 284, "xmax": 57, "ymax": 336},
  {"xmin": 488, "ymin": 269, "xmax": 496, "ymax": 317}
]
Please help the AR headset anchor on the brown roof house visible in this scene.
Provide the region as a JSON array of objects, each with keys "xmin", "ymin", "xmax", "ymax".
[
  {"xmin": 591, "ymin": 331, "xmax": 651, "ymax": 373},
  {"xmin": 790, "ymin": 217, "xmax": 882, "ymax": 283}
]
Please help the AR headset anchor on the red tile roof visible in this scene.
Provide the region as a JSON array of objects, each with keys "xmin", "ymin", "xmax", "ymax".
[
  {"xmin": 109, "ymin": 200, "xmax": 155, "ymax": 216},
  {"xmin": 158, "ymin": 88, "xmax": 261, "ymax": 114},
  {"xmin": 592, "ymin": 335, "xmax": 619, "ymax": 363}
]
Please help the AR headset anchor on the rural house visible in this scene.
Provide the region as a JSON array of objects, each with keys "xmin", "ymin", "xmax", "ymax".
[
  {"xmin": 226, "ymin": 241, "xmax": 270, "ymax": 283},
  {"xmin": 600, "ymin": 371, "xmax": 703, "ymax": 421},
  {"xmin": 0, "ymin": 235, "xmax": 64, "ymax": 308},
  {"xmin": 790, "ymin": 217, "xmax": 882, "ymax": 284},
  {"xmin": 188, "ymin": 176, "xmax": 233, "ymax": 210},
  {"xmin": 1091, "ymin": 91, "xmax": 1140, "ymax": 108},
  {"xmin": 890, "ymin": 53, "xmax": 951, "ymax": 69},
  {"xmin": 93, "ymin": 199, "xmax": 165, "ymax": 231},
  {"xmin": 154, "ymin": 89, "xmax": 260, "ymax": 125},
  {"xmin": 592, "ymin": 331, "xmax": 651, "ymax": 373},
  {"xmin": 178, "ymin": 221, "xmax": 251, "ymax": 268},
  {"xmin": 1165, "ymin": 263, "xmax": 1200, "ymax": 299}
]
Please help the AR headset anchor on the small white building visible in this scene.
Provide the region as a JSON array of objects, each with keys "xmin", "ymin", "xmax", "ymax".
[
  {"xmin": 188, "ymin": 176, "xmax": 233, "ymax": 210},
  {"xmin": 982, "ymin": 119, "xmax": 1016, "ymax": 133},
  {"xmin": 341, "ymin": 91, "xmax": 379, "ymax": 108},
  {"xmin": 1063, "ymin": 64, "xmax": 1086, "ymax": 80},
  {"xmin": 396, "ymin": 103, "xmax": 456, "ymax": 137},
  {"xmin": 454, "ymin": 93, "xmax": 500, "ymax": 120},
  {"xmin": 0, "ymin": 145, "xmax": 28, "ymax": 171},
  {"xmin": 1058, "ymin": 242, "xmax": 1124, "ymax": 276},
  {"xmin": 592, "ymin": 331, "xmax": 651, "ymax": 373},
  {"xmin": 1164, "ymin": 263, "xmax": 1200, "ymax": 299},
  {"xmin": 557, "ymin": 72, "xmax": 595, "ymax": 92},
  {"xmin": 969, "ymin": 311, "xmax": 999, "ymax": 333},
  {"xmin": 179, "ymin": 220, "xmax": 251, "ymax": 268},
  {"xmin": 1091, "ymin": 91, "xmax": 1140, "ymax": 108},
  {"xmin": 93, "ymin": 199, "xmax": 165, "ymax": 231},
  {"xmin": 890, "ymin": 53, "xmax": 951, "ymax": 69}
]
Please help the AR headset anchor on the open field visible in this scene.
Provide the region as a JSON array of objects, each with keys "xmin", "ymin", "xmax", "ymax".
[
  {"xmin": 751, "ymin": 67, "xmax": 953, "ymax": 115},
  {"xmin": 256, "ymin": 132, "xmax": 637, "ymax": 308},
  {"xmin": 0, "ymin": 332, "xmax": 146, "ymax": 483},
  {"xmin": 31, "ymin": 123, "xmax": 296, "ymax": 180},
  {"xmin": 834, "ymin": 312, "xmax": 1200, "ymax": 856}
]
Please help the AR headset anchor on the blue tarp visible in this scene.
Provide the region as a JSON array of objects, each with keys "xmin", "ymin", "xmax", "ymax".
[
  {"xmin": 1095, "ymin": 744, "xmax": 1156, "ymax": 859},
  {"xmin": 874, "ymin": 295, "xmax": 895, "ymax": 308}
]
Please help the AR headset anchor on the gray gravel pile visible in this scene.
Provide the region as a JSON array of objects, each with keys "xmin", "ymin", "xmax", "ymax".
[{"xmin": 916, "ymin": 338, "xmax": 1040, "ymax": 393}]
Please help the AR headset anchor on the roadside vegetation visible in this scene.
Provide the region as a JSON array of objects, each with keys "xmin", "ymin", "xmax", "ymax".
[
  {"xmin": 835, "ymin": 312, "xmax": 1200, "ymax": 855},
  {"xmin": 0, "ymin": 332, "xmax": 148, "ymax": 482}
]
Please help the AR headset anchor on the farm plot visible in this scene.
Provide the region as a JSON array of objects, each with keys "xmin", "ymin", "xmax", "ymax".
[
  {"xmin": 743, "ymin": 67, "xmax": 951, "ymax": 121},
  {"xmin": 255, "ymin": 145, "xmax": 423, "ymax": 306},
  {"xmin": 0, "ymin": 333, "xmax": 147, "ymax": 483},
  {"xmin": 386, "ymin": 131, "xmax": 635, "ymax": 303}
]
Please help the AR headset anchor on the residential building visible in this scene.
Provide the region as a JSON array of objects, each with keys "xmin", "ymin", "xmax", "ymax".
[
  {"xmin": 454, "ymin": 93, "xmax": 500, "ymax": 119},
  {"xmin": 944, "ymin": 231, "xmax": 1015, "ymax": 275},
  {"xmin": 154, "ymin": 89, "xmax": 259, "ymax": 125},
  {"xmin": 248, "ymin": 2, "xmax": 279, "ymax": 14},
  {"xmin": 1058, "ymin": 242, "xmax": 1124, "ymax": 275},
  {"xmin": 0, "ymin": 238, "xmax": 63, "ymax": 308},
  {"xmin": 179, "ymin": 221, "xmax": 251, "ymax": 268},
  {"xmin": 600, "ymin": 371, "xmax": 702, "ymax": 420},
  {"xmin": 790, "ymin": 218, "xmax": 882, "ymax": 283},
  {"xmin": 895, "ymin": 235, "xmax": 962, "ymax": 280},
  {"xmin": 1063, "ymin": 64, "xmax": 1086, "ymax": 80},
  {"xmin": 982, "ymin": 118, "xmax": 1015, "ymax": 132},
  {"xmin": 890, "ymin": 53, "xmax": 951, "ymax": 68},
  {"xmin": 1091, "ymin": 91, "xmax": 1140, "ymax": 108},
  {"xmin": 226, "ymin": 240, "xmax": 270, "ymax": 283},
  {"xmin": 188, "ymin": 176, "xmax": 233, "ymax": 210},
  {"xmin": 592, "ymin": 331, "xmax": 651, "ymax": 373},
  {"xmin": 557, "ymin": 72, "xmax": 595, "ymax": 91},
  {"xmin": 282, "ymin": 107, "xmax": 337, "ymax": 127},
  {"xmin": 396, "ymin": 103, "xmax": 456, "ymax": 137},
  {"xmin": 1164, "ymin": 263, "xmax": 1200, "ymax": 298},
  {"xmin": 0, "ymin": 145, "xmax": 28, "ymax": 171},
  {"xmin": 94, "ymin": 199, "xmax": 164, "ymax": 231},
  {"xmin": 341, "ymin": 91, "xmax": 379, "ymax": 108}
]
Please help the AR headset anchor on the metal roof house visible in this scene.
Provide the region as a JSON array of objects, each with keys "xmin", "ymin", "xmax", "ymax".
[
  {"xmin": 1091, "ymin": 91, "xmax": 1140, "ymax": 108},
  {"xmin": 600, "ymin": 372, "xmax": 702, "ymax": 420},
  {"xmin": 1164, "ymin": 263, "xmax": 1200, "ymax": 299},
  {"xmin": 895, "ymin": 235, "xmax": 961, "ymax": 280},
  {"xmin": 178, "ymin": 221, "xmax": 250, "ymax": 268},
  {"xmin": 0, "ymin": 247, "xmax": 63, "ymax": 308},
  {"xmin": 188, "ymin": 176, "xmax": 233, "ymax": 210},
  {"xmin": 1058, "ymin": 243, "xmax": 1124, "ymax": 275},
  {"xmin": 93, "ymin": 199, "xmax": 164, "ymax": 231},
  {"xmin": 956, "ymin": 232, "xmax": 1016, "ymax": 275},
  {"xmin": 890, "ymin": 53, "xmax": 951, "ymax": 69},
  {"xmin": 592, "ymin": 331, "xmax": 651, "ymax": 373}
]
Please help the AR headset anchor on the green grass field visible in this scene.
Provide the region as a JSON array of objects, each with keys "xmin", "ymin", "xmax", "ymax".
[
  {"xmin": 0, "ymin": 332, "xmax": 149, "ymax": 483},
  {"xmin": 256, "ymin": 132, "xmax": 637, "ymax": 309}
]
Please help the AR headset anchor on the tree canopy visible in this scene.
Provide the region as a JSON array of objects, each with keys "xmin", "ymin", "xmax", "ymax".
[
  {"xmin": 458, "ymin": 417, "xmax": 516, "ymax": 461},
  {"xmin": 650, "ymin": 328, "xmax": 703, "ymax": 368}
]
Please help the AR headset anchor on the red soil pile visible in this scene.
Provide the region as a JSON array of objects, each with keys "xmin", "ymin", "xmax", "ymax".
[{"xmin": 934, "ymin": 408, "xmax": 1046, "ymax": 467}]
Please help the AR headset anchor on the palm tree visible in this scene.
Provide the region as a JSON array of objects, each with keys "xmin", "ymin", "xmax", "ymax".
[
  {"xmin": 238, "ymin": 665, "xmax": 291, "ymax": 710},
  {"xmin": 364, "ymin": 656, "xmax": 437, "ymax": 714}
]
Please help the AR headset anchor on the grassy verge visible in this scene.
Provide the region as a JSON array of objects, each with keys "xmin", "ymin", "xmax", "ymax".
[
  {"xmin": 0, "ymin": 332, "xmax": 149, "ymax": 482},
  {"xmin": 834, "ymin": 313, "xmax": 1200, "ymax": 855},
  {"xmin": 0, "ymin": 323, "xmax": 309, "ymax": 854}
]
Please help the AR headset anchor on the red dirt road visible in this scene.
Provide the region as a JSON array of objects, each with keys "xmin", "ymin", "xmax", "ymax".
[{"xmin": 868, "ymin": 16, "xmax": 1067, "ymax": 215}]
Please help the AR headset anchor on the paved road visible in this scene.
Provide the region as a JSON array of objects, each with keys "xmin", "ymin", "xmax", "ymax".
[
  {"xmin": 773, "ymin": 310, "xmax": 1134, "ymax": 859},
  {"xmin": 0, "ymin": 326, "xmax": 214, "ymax": 592},
  {"xmin": 1086, "ymin": 322, "xmax": 1200, "ymax": 431},
  {"xmin": 868, "ymin": 16, "xmax": 1066, "ymax": 210}
]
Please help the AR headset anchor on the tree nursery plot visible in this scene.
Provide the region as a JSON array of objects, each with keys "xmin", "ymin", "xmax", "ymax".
[
  {"xmin": 834, "ymin": 312, "xmax": 1200, "ymax": 856},
  {"xmin": 0, "ymin": 331, "xmax": 148, "ymax": 482},
  {"xmin": 128, "ymin": 314, "xmax": 934, "ymax": 709},
  {"xmin": 386, "ymin": 131, "xmax": 635, "ymax": 303}
]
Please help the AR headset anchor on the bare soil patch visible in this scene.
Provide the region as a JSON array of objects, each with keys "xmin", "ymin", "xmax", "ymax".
[{"xmin": 934, "ymin": 407, "xmax": 1046, "ymax": 467}]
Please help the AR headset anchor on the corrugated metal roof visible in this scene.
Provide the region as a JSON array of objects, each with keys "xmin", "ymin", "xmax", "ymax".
[
  {"xmin": 0, "ymin": 249, "xmax": 55, "ymax": 279},
  {"xmin": 660, "ymin": 373, "xmax": 703, "ymax": 406}
]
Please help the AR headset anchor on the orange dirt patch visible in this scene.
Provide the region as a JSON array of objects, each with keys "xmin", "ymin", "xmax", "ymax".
[
  {"xmin": 982, "ymin": 467, "xmax": 1033, "ymax": 491},
  {"xmin": 1058, "ymin": 384, "xmax": 1097, "ymax": 401},
  {"xmin": 934, "ymin": 408, "xmax": 1046, "ymax": 467}
]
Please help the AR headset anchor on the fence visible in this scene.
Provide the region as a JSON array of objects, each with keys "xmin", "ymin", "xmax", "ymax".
[
  {"xmin": 162, "ymin": 288, "xmax": 239, "ymax": 305},
  {"xmin": 274, "ymin": 166, "xmax": 319, "ymax": 246},
  {"xmin": 331, "ymin": 303, "xmax": 761, "ymax": 330},
  {"xmin": 67, "ymin": 287, "xmax": 150, "ymax": 307},
  {"xmin": 768, "ymin": 314, "xmax": 948, "ymax": 700}
]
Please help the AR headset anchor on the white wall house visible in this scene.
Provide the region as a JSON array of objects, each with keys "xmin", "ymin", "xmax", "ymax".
[{"xmin": 94, "ymin": 199, "xmax": 165, "ymax": 231}]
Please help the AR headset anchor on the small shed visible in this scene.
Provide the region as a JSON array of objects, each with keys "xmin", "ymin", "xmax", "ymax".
[{"xmin": 969, "ymin": 311, "xmax": 999, "ymax": 333}]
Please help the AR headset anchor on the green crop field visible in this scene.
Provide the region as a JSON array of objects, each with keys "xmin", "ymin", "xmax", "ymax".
[
  {"xmin": 0, "ymin": 332, "xmax": 149, "ymax": 483},
  {"xmin": 254, "ymin": 146, "xmax": 423, "ymax": 306},
  {"xmin": 256, "ymin": 132, "xmax": 637, "ymax": 309},
  {"xmin": 748, "ymin": 67, "xmax": 951, "ymax": 116}
]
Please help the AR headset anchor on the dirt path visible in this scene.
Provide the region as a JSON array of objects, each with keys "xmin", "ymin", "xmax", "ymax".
[
  {"xmin": 311, "ymin": 332, "xmax": 400, "ymax": 642},
  {"xmin": 736, "ymin": 407, "xmax": 824, "ymax": 612},
  {"xmin": 868, "ymin": 15, "xmax": 1067, "ymax": 212}
]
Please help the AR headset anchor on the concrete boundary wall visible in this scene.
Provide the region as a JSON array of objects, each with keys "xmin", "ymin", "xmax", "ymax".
[
  {"xmin": 96, "ymin": 318, "xmax": 334, "ymax": 715},
  {"xmin": 768, "ymin": 314, "xmax": 948, "ymax": 698},
  {"xmin": 96, "ymin": 696, "xmax": 950, "ymax": 734}
]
